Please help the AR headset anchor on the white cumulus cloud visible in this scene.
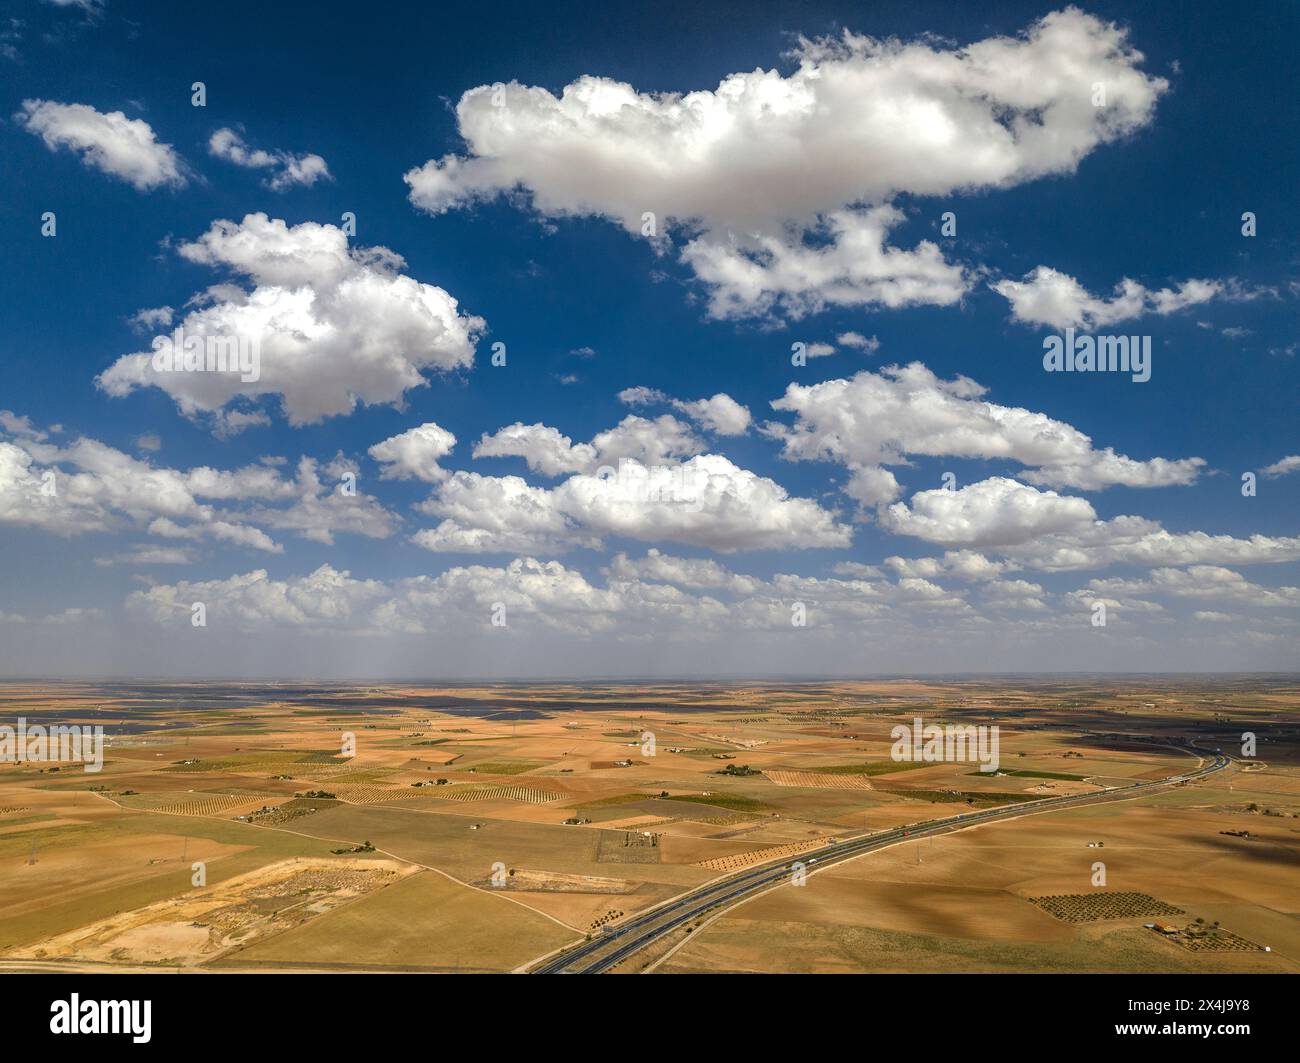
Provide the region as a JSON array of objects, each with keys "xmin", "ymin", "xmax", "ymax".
[
  {"xmin": 414, "ymin": 454, "xmax": 850, "ymax": 554},
  {"xmin": 97, "ymin": 214, "xmax": 485, "ymax": 426},
  {"xmin": 406, "ymin": 9, "xmax": 1166, "ymax": 322},
  {"xmin": 208, "ymin": 127, "xmax": 332, "ymax": 190},
  {"xmin": 474, "ymin": 414, "xmax": 703, "ymax": 476},
  {"xmin": 766, "ymin": 362, "xmax": 1204, "ymax": 504},
  {"xmin": 369, "ymin": 422, "xmax": 457, "ymax": 483},
  {"xmin": 16, "ymin": 99, "xmax": 186, "ymax": 191},
  {"xmin": 882, "ymin": 476, "xmax": 1098, "ymax": 547},
  {"xmin": 992, "ymin": 266, "xmax": 1233, "ymax": 329}
]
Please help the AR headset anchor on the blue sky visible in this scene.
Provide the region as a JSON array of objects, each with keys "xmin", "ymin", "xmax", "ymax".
[{"xmin": 0, "ymin": 0, "xmax": 1296, "ymax": 677}]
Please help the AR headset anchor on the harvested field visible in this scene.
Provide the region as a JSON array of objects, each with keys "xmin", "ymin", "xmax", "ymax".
[
  {"xmin": 4, "ymin": 858, "xmax": 412, "ymax": 967},
  {"xmin": 225, "ymin": 869, "xmax": 572, "ymax": 971},
  {"xmin": 483, "ymin": 868, "xmax": 635, "ymax": 893},
  {"xmin": 6, "ymin": 676, "xmax": 1299, "ymax": 973}
]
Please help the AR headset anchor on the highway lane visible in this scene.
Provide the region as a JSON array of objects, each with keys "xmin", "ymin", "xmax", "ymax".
[{"xmin": 533, "ymin": 746, "xmax": 1231, "ymax": 974}]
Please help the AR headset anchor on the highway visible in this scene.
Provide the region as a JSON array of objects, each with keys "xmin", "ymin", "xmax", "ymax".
[{"xmin": 531, "ymin": 745, "xmax": 1231, "ymax": 974}]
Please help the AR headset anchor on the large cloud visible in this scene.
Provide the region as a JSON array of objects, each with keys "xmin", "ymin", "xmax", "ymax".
[
  {"xmin": 16, "ymin": 99, "xmax": 187, "ymax": 191},
  {"xmin": 1080, "ymin": 566, "xmax": 1300, "ymax": 608},
  {"xmin": 473, "ymin": 414, "xmax": 703, "ymax": 476},
  {"xmin": 124, "ymin": 555, "xmax": 975, "ymax": 639},
  {"xmin": 556, "ymin": 454, "xmax": 849, "ymax": 551},
  {"xmin": 884, "ymin": 550, "xmax": 1019, "ymax": 582},
  {"xmin": 0, "ymin": 435, "xmax": 280, "ymax": 551},
  {"xmin": 97, "ymin": 214, "xmax": 485, "ymax": 427},
  {"xmin": 1015, "ymin": 518, "xmax": 1300, "ymax": 572},
  {"xmin": 883, "ymin": 476, "xmax": 1300, "ymax": 571},
  {"xmin": 679, "ymin": 206, "xmax": 969, "ymax": 320},
  {"xmin": 607, "ymin": 548, "xmax": 762, "ymax": 594},
  {"xmin": 766, "ymin": 362, "xmax": 1204, "ymax": 502},
  {"xmin": 882, "ymin": 476, "xmax": 1097, "ymax": 547},
  {"xmin": 406, "ymin": 9, "xmax": 1165, "ymax": 320},
  {"xmin": 412, "ymin": 472, "xmax": 597, "ymax": 555},
  {"xmin": 0, "ymin": 419, "xmax": 396, "ymax": 554},
  {"xmin": 127, "ymin": 564, "xmax": 389, "ymax": 629},
  {"xmin": 126, "ymin": 559, "xmax": 715, "ymax": 638},
  {"xmin": 619, "ymin": 389, "xmax": 753, "ymax": 436},
  {"xmin": 246, "ymin": 457, "xmax": 398, "ymax": 546},
  {"xmin": 370, "ymin": 422, "xmax": 458, "ymax": 483},
  {"xmin": 108, "ymin": 551, "xmax": 1300, "ymax": 671},
  {"xmin": 413, "ymin": 454, "xmax": 851, "ymax": 554},
  {"xmin": 992, "ymin": 266, "xmax": 1237, "ymax": 329}
]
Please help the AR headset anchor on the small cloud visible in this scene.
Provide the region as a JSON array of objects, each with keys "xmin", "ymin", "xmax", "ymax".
[
  {"xmin": 94, "ymin": 546, "xmax": 197, "ymax": 567},
  {"xmin": 212, "ymin": 408, "xmax": 272, "ymax": 438},
  {"xmin": 618, "ymin": 386, "xmax": 668, "ymax": 406},
  {"xmin": 208, "ymin": 127, "xmax": 331, "ymax": 191},
  {"xmin": 128, "ymin": 306, "xmax": 173, "ymax": 332},
  {"xmin": 40, "ymin": 607, "xmax": 106, "ymax": 625},
  {"xmin": 1261, "ymin": 455, "xmax": 1300, "ymax": 478},
  {"xmin": 43, "ymin": 0, "xmax": 103, "ymax": 13},
  {"xmin": 836, "ymin": 331, "xmax": 881, "ymax": 354},
  {"xmin": 0, "ymin": 410, "xmax": 47, "ymax": 440}
]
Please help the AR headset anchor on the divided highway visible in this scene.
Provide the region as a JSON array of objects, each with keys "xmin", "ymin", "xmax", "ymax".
[{"xmin": 532, "ymin": 746, "xmax": 1231, "ymax": 974}]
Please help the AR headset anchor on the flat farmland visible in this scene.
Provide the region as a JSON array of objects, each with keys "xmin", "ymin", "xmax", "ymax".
[
  {"xmin": 220, "ymin": 869, "xmax": 574, "ymax": 971},
  {"xmin": 660, "ymin": 792, "xmax": 1300, "ymax": 974},
  {"xmin": 1, "ymin": 676, "xmax": 1295, "ymax": 973}
]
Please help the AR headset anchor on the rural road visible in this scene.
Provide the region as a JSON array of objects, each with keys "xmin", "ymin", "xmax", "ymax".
[{"xmin": 531, "ymin": 744, "xmax": 1232, "ymax": 974}]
